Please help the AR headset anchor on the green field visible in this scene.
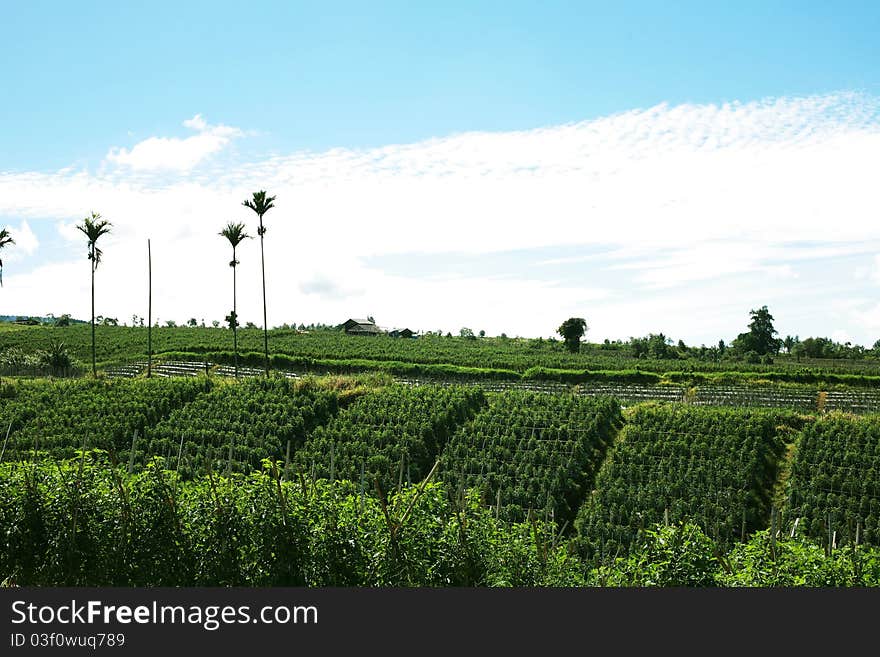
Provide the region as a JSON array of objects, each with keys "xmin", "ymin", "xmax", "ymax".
[
  {"xmin": 4, "ymin": 326, "xmax": 880, "ymax": 586},
  {"xmin": 5, "ymin": 322, "xmax": 880, "ymax": 382}
]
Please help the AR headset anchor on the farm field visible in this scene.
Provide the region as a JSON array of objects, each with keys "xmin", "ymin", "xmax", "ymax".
[
  {"xmin": 1, "ymin": 373, "xmax": 880, "ymax": 586},
  {"xmin": 5, "ymin": 322, "xmax": 880, "ymax": 378},
  {"xmin": 574, "ymin": 404, "xmax": 797, "ymax": 558}
]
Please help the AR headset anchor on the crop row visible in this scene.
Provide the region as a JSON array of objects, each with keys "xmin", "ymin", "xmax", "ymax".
[{"xmin": 2, "ymin": 377, "xmax": 880, "ymax": 555}]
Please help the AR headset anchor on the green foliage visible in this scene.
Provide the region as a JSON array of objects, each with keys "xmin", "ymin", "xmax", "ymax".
[
  {"xmin": 295, "ymin": 384, "xmax": 485, "ymax": 493},
  {"xmin": 440, "ymin": 391, "xmax": 622, "ymax": 525},
  {"xmin": 0, "ymin": 346, "xmax": 83, "ymax": 377},
  {"xmin": 786, "ymin": 412, "xmax": 880, "ymax": 547},
  {"xmin": 6, "ymin": 323, "xmax": 880, "ymax": 381},
  {"xmin": 732, "ymin": 305, "xmax": 782, "ymax": 356},
  {"xmin": 143, "ymin": 377, "xmax": 340, "ymax": 478},
  {"xmin": 557, "ymin": 317, "xmax": 588, "ymax": 353},
  {"xmin": 718, "ymin": 529, "xmax": 876, "ymax": 586},
  {"xmin": 0, "ymin": 378, "xmax": 209, "ymax": 461},
  {"xmin": 594, "ymin": 522, "xmax": 719, "ymax": 587},
  {"xmin": 0, "ymin": 457, "xmax": 581, "ymax": 586},
  {"xmin": 575, "ymin": 404, "xmax": 791, "ymax": 560}
]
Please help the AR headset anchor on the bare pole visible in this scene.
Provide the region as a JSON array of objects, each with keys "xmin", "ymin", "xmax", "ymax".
[{"xmin": 147, "ymin": 239, "xmax": 152, "ymax": 378}]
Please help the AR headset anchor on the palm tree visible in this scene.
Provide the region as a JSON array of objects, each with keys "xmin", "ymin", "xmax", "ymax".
[
  {"xmin": 76, "ymin": 212, "xmax": 112, "ymax": 377},
  {"xmin": 242, "ymin": 190, "xmax": 276, "ymax": 376},
  {"xmin": 0, "ymin": 228, "xmax": 14, "ymax": 287},
  {"xmin": 219, "ymin": 221, "xmax": 251, "ymax": 378}
]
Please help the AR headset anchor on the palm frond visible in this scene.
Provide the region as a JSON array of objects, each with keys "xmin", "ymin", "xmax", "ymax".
[
  {"xmin": 242, "ymin": 190, "xmax": 277, "ymax": 217},
  {"xmin": 76, "ymin": 212, "xmax": 112, "ymax": 268},
  {"xmin": 219, "ymin": 221, "xmax": 251, "ymax": 248}
]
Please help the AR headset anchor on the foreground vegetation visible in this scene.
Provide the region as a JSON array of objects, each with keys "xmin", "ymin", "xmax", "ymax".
[
  {"xmin": 2, "ymin": 373, "xmax": 880, "ymax": 586},
  {"xmin": 1, "ymin": 457, "xmax": 878, "ymax": 587}
]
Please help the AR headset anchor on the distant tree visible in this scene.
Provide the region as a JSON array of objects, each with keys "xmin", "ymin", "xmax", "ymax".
[
  {"xmin": 187, "ymin": 317, "xmax": 198, "ymax": 328},
  {"xmin": 76, "ymin": 212, "xmax": 112, "ymax": 377},
  {"xmin": 243, "ymin": 189, "xmax": 276, "ymax": 376},
  {"xmin": 732, "ymin": 306, "xmax": 781, "ymax": 356},
  {"xmin": 557, "ymin": 317, "xmax": 588, "ymax": 353},
  {"xmin": 245, "ymin": 321, "xmax": 257, "ymax": 329},
  {"xmin": 165, "ymin": 320, "xmax": 177, "ymax": 328},
  {"xmin": 0, "ymin": 227, "xmax": 15, "ymax": 286},
  {"xmin": 212, "ymin": 319, "xmax": 220, "ymax": 328},
  {"xmin": 54, "ymin": 313, "xmax": 71, "ymax": 327},
  {"xmin": 478, "ymin": 329, "xmax": 486, "ymax": 338},
  {"xmin": 628, "ymin": 333, "xmax": 678, "ymax": 360},
  {"xmin": 459, "ymin": 327, "xmax": 475, "ymax": 339}
]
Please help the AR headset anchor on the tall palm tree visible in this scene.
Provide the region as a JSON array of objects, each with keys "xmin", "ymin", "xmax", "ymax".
[
  {"xmin": 242, "ymin": 190, "xmax": 276, "ymax": 376},
  {"xmin": 219, "ymin": 221, "xmax": 251, "ymax": 378},
  {"xmin": 0, "ymin": 227, "xmax": 14, "ymax": 287},
  {"xmin": 76, "ymin": 212, "xmax": 112, "ymax": 377}
]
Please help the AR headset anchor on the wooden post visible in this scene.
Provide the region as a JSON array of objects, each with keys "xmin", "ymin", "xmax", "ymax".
[
  {"xmin": 127, "ymin": 429, "xmax": 138, "ymax": 473},
  {"xmin": 175, "ymin": 434, "xmax": 184, "ymax": 473},
  {"xmin": 827, "ymin": 511, "xmax": 833, "ymax": 556},
  {"xmin": 854, "ymin": 520, "xmax": 862, "ymax": 580},
  {"xmin": 359, "ymin": 461, "xmax": 365, "ymax": 514},
  {"xmin": 770, "ymin": 506, "xmax": 777, "ymax": 561},
  {"xmin": 790, "ymin": 517, "xmax": 800, "ymax": 539},
  {"xmin": 0, "ymin": 420, "xmax": 12, "ymax": 465},
  {"xmin": 284, "ymin": 439, "xmax": 291, "ymax": 481}
]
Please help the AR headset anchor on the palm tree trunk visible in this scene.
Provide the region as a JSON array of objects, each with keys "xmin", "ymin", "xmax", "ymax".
[
  {"xmin": 90, "ymin": 248, "xmax": 96, "ymax": 377},
  {"xmin": 259, "ymin": 216, "xmax": 269, "ymax": 377},
  {"xmin": 232, "ymin": 245, "xmax": 238, "ymax": 379}
]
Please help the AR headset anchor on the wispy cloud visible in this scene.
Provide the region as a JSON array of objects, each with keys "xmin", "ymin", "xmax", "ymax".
[
  {"xmin": 1, "ymin": 91, "xmax": 879, "ymax": 342},
  {"xmin": 105, "ymin": 114, "xmax": 243, "ymax": 171},
  {"xmin": 4, "ymin": 219, "xmax": 39, "ymax": 258}
]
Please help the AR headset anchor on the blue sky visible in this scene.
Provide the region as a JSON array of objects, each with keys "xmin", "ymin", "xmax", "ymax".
[{"xmin": 1, "ymin": 1, "xmax": 880, "ymax": 344}]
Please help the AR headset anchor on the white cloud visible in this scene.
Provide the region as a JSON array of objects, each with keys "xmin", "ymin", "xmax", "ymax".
[
  {"xmin": 1, "ymin": 92, "xmax": 880, "ymax": 342},
  {"xmin": 2, "ymin": 219, "xmax": 39, "ymax": 259},
  {"xmin": 105, "ymin": 114, "xmax": 242, "ymax": 171}
]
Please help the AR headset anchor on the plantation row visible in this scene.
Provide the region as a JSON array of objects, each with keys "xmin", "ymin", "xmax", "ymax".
[
  {"xmin": 100, "ymin": 357, "xmax": 880, "ymax": 414},
  {"xmin": 1, "ymin": 376, "xmax": 880, "ymax": 556},
  {"xmin": 2, "ymin": 458, "xmax": 879, "ymax": 587},
  {"xmin": 439, "ymin": 392, "xmax": 622, "ymax": 526},
  {"xmin": 575, "ymin": 406, "xmax": 794, "ymax": 558},
  {"xmin": 7, "ymin": 322, "xmax": 880, "ymax": 378}
]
